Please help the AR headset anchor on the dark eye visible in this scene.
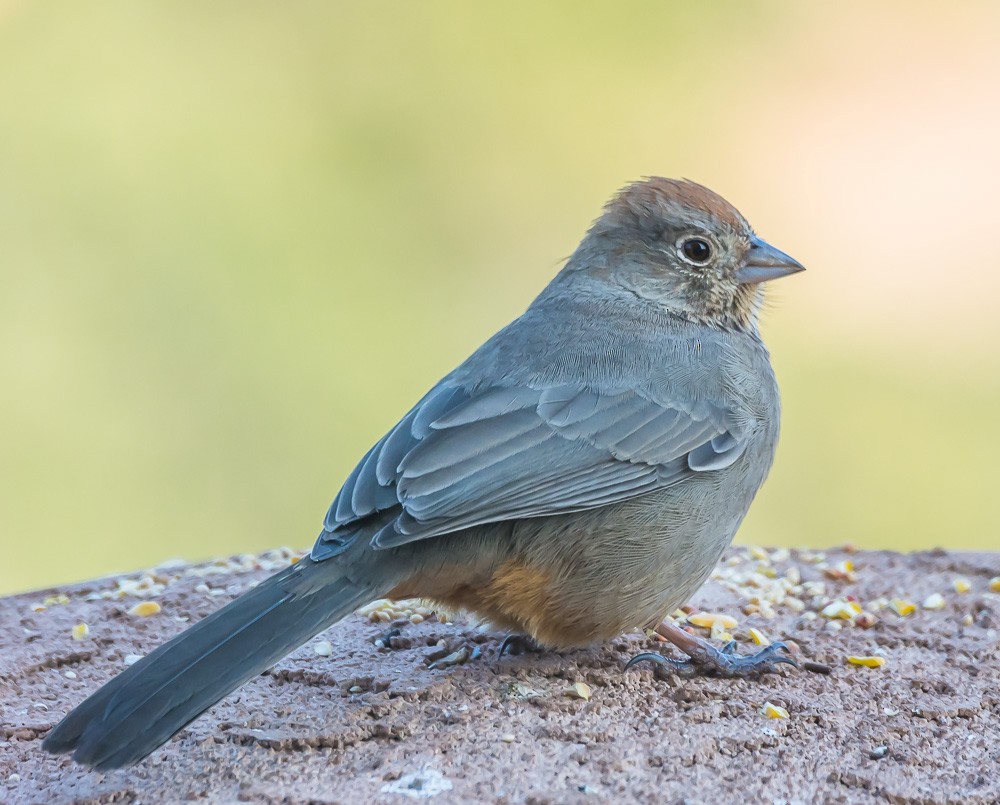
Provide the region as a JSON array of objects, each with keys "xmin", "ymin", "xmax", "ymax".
[{"xmin": 679, "ymin": 236, "xmax": 713, "ymax": 265}]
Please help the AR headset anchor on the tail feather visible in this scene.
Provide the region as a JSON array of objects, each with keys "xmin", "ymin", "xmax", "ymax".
[{"xmin": 42, "ymin": 558, "xmax": 381, "ymax": 769}]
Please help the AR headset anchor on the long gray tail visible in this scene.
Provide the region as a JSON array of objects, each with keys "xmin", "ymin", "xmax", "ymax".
[{"xmin": 42, "ymin": 557, "xmax": 382, "ymax": 770}]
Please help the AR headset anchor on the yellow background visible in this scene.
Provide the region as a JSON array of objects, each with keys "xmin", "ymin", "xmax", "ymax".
[{"xmin": 2, "ymin": 2, "xmax": 999, "ymax": 594}]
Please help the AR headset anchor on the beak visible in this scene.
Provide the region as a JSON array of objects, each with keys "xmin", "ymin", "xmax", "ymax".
[{"xmin": 736, "ymin": 236, "xmax": 806, "ymax": 284}]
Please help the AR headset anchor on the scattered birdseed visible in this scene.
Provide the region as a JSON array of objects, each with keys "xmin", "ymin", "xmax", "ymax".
[
  {"xmin": 128, "ymin": 601, "xmax": 162, "ymax": 617},
  {"xmin": 820, "ymin": 599, "xmax": 861, "ymax": 620},
  {"xmin": 348, "ymin": 685, "xmax": 363, "ymax": 693},
  {"xmin": 43, "ymin": 594, "xmax": 70, "ymax": 606},
  {"xmin": 687, "ymin": 612, "xmax": 738, "ymax": 630},
  {"xmin": 953, "ymin": 578, "xmax": 971, "ymax": 594},
  {"xmin": 71, "ymin": 623, "xmax": 89, "ymax": 641},
  {"xmin": 853, "ymin": 612, "xmax": 877, "ymax": 629},
  {"xmin": 889, "ymin": 599, "xmax": 916, "ymax": 617},
  {"xmin": 847, "ymin": 655, "xmax": 886, "ymax": 668},
  {"xmin": 762, "ymin": 702, "xmax": 789, "ymax": 719},
  {"xmin": 870, "ymin": 745, "xmax": 889, "ymax": 760},
  {"xmin": 922, "ymin": 593, "xmax": 946, "ymax": 610},
  {"xmin": 748, "ymin": 628, "xmax": 770, "ymax": 646},
  {"xmin": 500, "ymin": 733, "xmax": 516, "ymax": 743},
  {"xmin": 313, "ymin": 640, "xmax": 333, "ymax": 657},
  {"xmin": 823, "ymin": 561, "xmax": 855, "ymax": 582},
  {"xmin": 989, "ymin": 577, "xmax": 1000, "ymax": 593},
  {"xmin": 564, "ymin": 682, "xmax": 592, "ymax": 701},
  {"xmin": 803, "ymin": 661, "xmax": 832, "ymax": 675},
  {"xmin": 64, "ymin": 670, "xmax": 77, "ymax": 679},
  {"xmin": 961, "ymin": 614, "xmax": 974, "ymax": 627},
  {"xmin": 123, "ymin": 654, "xmax": 143, "ymax": 666},
  {"xmin": 710, "ymin": 620, "xmax": 733, "ymax": 641}
]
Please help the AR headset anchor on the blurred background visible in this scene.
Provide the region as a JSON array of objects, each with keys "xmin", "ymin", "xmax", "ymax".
[{"xmin": 2, "ymin": 2, "xmax": 998, "ymax": 595}]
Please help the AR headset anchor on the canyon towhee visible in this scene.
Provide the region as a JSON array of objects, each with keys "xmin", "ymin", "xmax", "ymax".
[{"xmin": 44, "ymin": 177, "xmax": 804, "ymax": 769}]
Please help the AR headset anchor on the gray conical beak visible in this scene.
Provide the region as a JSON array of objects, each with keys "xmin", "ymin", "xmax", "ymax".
[{"xmin": 736, "ymin": 236, "xmax": 805, "ymax": 284}]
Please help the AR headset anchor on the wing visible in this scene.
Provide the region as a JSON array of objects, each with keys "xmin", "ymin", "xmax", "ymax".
[{"xmin": 311, "ymin": 380, "xmax": 746, "ymax": 558}]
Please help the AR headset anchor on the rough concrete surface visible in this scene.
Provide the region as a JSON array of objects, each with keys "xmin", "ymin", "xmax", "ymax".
[{"xmin": 1, "ymin": 546, "xmax": 998, "ymax": 805}]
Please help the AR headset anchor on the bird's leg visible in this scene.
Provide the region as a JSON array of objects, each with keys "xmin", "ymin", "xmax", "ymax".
[
  {"xmin": 625, "ymin": 618, "xmax": 796, "ymax": 677},
  {"xmin": 498, "ymin": 632, "xmax": 542, "ymax": 658}
]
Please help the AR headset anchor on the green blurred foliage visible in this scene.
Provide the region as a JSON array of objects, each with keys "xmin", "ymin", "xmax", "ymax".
[{"xmin": 1, "ymin": 2, "xmax": 998, "ymax": 594}]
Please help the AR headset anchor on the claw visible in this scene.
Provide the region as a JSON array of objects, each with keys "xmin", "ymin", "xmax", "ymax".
[
  {"xmin": 498, "ymin": 633, "xmax": 540, "ymax": 658},
  {"xmin": 623, "ymin": 651, "xmax": 687, "ymax": 672}
]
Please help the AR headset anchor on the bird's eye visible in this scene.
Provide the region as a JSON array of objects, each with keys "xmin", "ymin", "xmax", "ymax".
[{"xmin": 678, "ymin": 236, "xmax": 713, "ymax": 266}]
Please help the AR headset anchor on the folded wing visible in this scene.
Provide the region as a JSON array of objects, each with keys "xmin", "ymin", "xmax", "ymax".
[{"xmin": 312, "ymin": 380, "xmax": 744, "ymax": 557}]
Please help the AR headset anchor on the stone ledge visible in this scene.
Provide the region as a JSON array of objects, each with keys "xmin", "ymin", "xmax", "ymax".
[{"xmin": 2, "ymin": 547, "xmax": 998, "ymax": 804}]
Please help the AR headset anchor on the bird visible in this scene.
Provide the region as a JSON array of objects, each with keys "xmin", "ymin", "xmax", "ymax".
[{"xmin": 43, "ymin": 177, "xmax": 804, "ymax": 770}]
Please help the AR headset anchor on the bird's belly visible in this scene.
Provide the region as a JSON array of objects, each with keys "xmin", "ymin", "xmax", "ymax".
[{"xmin": 389, "ymin": 473, "xmax": 755, "ymax": 649}]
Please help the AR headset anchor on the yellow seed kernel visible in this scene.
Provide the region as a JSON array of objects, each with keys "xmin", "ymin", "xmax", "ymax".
[
  {"xmin": 313, "ymin": 640, "xmax": 333, "ymax": 657},
  {"xmin": 922, "ymin": 593, "xmax": 946, "ymax": 610},
  {"xmin": 847, "ymin": 655, "xmax": 886, "ymax": 668},
  {"xmin": 820, "ymin": 600, "xmax": 861, "ymax": 620},
  {"xmin": 748, "ymin": 628, "xmax": 770, "ymax": 646},
  {"xmin": 952, "ymin": 578, "xmax": 971, "ymax": 594},
  {"xmin": 687, "ymin": 612, "xmax": 739, "ymax": 630},
  {"xmin": 564, "ymin": 682, "xmax": 592, "ymax": 701},
  {"xmin": 762, "ymin": 702, "xmax": 789, "ymax": 719},
  {"xmin": 749, "ymin": 546, "xmax": 769, "ymax": 561},
  {"xmin": 961, "ymin": 613, "xmax": 974, "ymax": 626},
  {"xmin": 72, "ymin": 623, "xmax": 89, "ymax": 641},
  {"xmin": 989, "ymin": 577, "xmax": 1000, "ymax": 593},
  {"xmin": 890, "ymin": 599, "xmax": 916, "ymax": 617},
  {"xmin": 129, "ymin": 601, "xmax": 161, "ymax": 617}
]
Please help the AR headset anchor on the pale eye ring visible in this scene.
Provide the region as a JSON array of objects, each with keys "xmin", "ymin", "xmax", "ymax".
[{"xmin": 676, "ymin": 235, "xmax": 713, "ymax": 266}]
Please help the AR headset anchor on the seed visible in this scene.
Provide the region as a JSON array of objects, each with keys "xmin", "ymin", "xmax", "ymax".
[
  {"xmin": 748, "ymin": 628, "xmax": 770, "ymax": 646},
  {"xmin": 564, "ymin": 682, "xmax": 592, "ymax": 701},
  {"xmin": 961, "ymin": 614, "xmax": 974, "ymax": 626},
  {"xmin": 889, "ymin": 599, "xmax": 916, "ymax": 617},
  {"xmin": 820, "ymin": 600, "xmax": 861, "ymax": 620},
  {"xmin": 500, "ymin": 733, "xmax": 516, "ymax": 743},
  {"xmin": 749, "ymin": 546, "xmax": 769, "ymax": 561},
  {"xmin": 687, "ymin": 612, "xmax": 739, "ymax": 630},
  {"xmin": 922, "ymin": 593, "xmax": 946, "ymax": 610},
  {"xmin": 71, "ymin": 623, "xmax": 89, "ymax": 641},
  {"xmin": 762, "ymin": 702, "xmax": 789, "ymax": 719},
  {"xmin": 313, "ymin": 640, "xmax": 333, "ymax": 657},
  {"xmin": 853, "ymin": 612, "xmax": 877, "ymax": 629},
  {"xmin": 989, "ymin": 577, "xmax": 1000, "ymax": 593},
  {"xmin": 124, "ymin": 654, "xmax": 143, "ymax": 666},
  {"xmin": 128, "ymin": 601, "xmax": 161, "ymax": 617},
  {"xmin": 952, "ymin": 578, "xmax": 971, "ymax": 594},
  {"xmin": 846, "ymin": 655, "xmax": 886, "ymax": 668}
]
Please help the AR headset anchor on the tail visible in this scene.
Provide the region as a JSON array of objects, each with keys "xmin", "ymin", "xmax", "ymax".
[{"xmin": 42, "ymin": 557, "xmax": 383, "ymax": 769}]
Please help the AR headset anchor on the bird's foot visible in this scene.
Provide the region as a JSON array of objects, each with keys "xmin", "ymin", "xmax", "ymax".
[
  {"xmin": 498, "ymin": 633, "xmax": 542, "ymax": 659},
  {"xmin": 625, "ymin": 641, "xmax": 795, "ymax": 678},
  {"xmin": 624, "ymin": 618, "xmax": 796, "ymax": 678}
]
